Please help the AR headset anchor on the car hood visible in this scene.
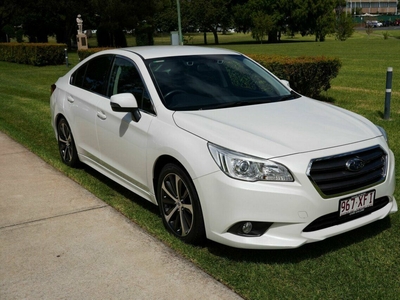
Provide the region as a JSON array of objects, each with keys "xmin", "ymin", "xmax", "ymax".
[{"xmin": 172, "ymin": 97, "xmax": 382, "ymax": 158}]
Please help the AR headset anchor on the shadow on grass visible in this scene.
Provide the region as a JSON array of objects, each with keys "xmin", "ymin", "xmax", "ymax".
[
  {"xmin": 376, "ymin": 110, "xmax": 386, "ymax": 119},
  {"xmin": 83, "ymin": 164, "xmax": 160, "ymax": 216},
  {"xmin": 205, "ymin": 217, "xmax": 393, "ymax": 264}
]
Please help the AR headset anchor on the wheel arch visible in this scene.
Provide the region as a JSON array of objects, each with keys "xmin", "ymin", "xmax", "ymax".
[
  {"xmin": 54, "ymin": 113, "xmax": 68, "ymax": 138},
  {"xmin": 152, "ymin": 155, "xmax": 189, "ymax": 204},
  {"xmin": 55, "ymin": 114, "xmax": 81, "ymax": 167},
  {"xmin": 154, "ymin": 156, "xmax": 207, "ymax": 244}
]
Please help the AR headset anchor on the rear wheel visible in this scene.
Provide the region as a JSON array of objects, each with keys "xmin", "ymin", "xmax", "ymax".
[
  {"xmin": 57, "ymin": 117, "xmax": 79, "ymax": 167},
  {"xmin": 157, "ymin": 164, "xmax": 206, "ymax": 245}
]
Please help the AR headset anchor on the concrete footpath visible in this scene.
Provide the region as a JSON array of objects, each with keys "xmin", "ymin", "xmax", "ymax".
[{"xmin": 0, "ymin": 132, "xmax": 242, "ymax": 300}]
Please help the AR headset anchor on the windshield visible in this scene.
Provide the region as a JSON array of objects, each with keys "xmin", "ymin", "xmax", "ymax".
[{"xmin": 147, "ymin": 54, "xmax": 299, "ymax": 111}]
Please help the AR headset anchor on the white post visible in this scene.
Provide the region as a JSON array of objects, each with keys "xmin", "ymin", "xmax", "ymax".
[{"xmin": 384, "ymin": 67, "xmax": 393, "ymax": 120}]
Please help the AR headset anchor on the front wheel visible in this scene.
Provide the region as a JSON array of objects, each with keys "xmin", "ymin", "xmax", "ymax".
[
  {"xmin": 57, "ymin": 117, "xmax": 80, "ymax": 167},
  {"xmin": 157, "ymin": 164, "xmax": 206, "ymax": 245}
]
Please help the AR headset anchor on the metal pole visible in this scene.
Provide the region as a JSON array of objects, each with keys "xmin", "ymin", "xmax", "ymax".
[
  {"xmin": 384, "ymin": 67, "xmax": 393, "ymax": 120},
  {"xmin": 176, "ymin": 0, "xmax": 183, "ymax": 45}
]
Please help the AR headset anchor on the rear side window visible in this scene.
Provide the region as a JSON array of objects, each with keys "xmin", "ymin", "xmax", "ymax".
[
  {"xmin": 70, "ymin": 55, "xmax": 114, "ymax": 96},
  {"xmin": 71, "ymin": 63, "xmax": 87, "ymax": 88}
]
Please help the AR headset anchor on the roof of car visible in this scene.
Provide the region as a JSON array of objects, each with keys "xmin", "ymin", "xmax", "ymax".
[{"xmin": 118, "ymin": 45, "xmax": 240, "ymax": 59}]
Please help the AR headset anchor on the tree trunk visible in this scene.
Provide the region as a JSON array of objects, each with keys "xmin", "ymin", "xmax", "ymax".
[
  {"xmin": 0, "ymin": 33, "xmax": 7, "ymax": 43},
  {"xmin": 212, "ymin": 30, "xmax": 219, "ymax": 44},
  {"xmin": 203, "ymin": 31, "xmax": 207, "ymax": 44},
  {"xmin": 268, "ymin": 30, "xmax": 278, "ymax": 43}
]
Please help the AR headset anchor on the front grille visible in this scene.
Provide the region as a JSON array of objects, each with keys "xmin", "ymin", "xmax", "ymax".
[
  {"xmin": 307, "ymin": 146, "xmax": 387, "ymax": 198},
  {"xmin": 303, "ymin": 196, "xmax": 389, "ymax": 232}
]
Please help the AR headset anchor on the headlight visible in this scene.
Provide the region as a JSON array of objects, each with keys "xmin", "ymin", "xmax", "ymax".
[
  {"xmin": 376, "ymin": 125, "xmax": 388, "ymax": 144},
  {"xmin": 208, "ymin": 143, "xmax": 294, "ymax": 182}
]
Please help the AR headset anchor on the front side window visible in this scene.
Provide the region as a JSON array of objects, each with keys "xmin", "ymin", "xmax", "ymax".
[
  {"xmin": 108, "ymin": 57, "xmax": 155, "ymax": 114},
  {"xmin": 148, "ymin": 55, "xmax": 298, "ymax": 111}
]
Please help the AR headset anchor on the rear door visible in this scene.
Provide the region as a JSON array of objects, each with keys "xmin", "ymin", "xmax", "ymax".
[{"xmin": 66, "ymin": 54, "xmax": 114, "ymax": 162}]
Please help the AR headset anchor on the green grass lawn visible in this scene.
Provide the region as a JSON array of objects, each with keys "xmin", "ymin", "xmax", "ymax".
[{"xmin": 1, "ymin": 32, "xmax": 400, "ymax": 299}]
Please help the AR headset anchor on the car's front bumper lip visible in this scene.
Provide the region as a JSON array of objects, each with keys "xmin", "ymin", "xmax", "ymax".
[{"xmin": 210, "ymin": 198, "xmax": 396, "ymax": 250}]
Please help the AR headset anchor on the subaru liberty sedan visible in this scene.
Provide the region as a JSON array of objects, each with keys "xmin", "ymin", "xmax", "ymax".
[{"xmin": 50, "ymin": 46, "xmax": 397, "ymax": 249}]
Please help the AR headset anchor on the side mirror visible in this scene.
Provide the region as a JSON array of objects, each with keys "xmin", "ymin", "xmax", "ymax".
[{"xmin": 110, "ymin": 93, "xmax": 141, "ymax": 122}]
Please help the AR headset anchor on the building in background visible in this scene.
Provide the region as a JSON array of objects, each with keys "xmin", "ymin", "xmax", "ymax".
[{"xmin": 346, "ymin": 0, "xmax": 398, "ymax": 14}]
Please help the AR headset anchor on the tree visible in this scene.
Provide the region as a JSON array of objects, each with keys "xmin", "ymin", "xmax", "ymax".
[
  {"xmin": 130, "ymin": 0, "xmax": 162, "ymax": 46},
  {"xmin": 190, "ymin": 0, "xmax": 232, "ymax": 44},
  {"xmin": 251, "ymin": 12, "xmax": 273, "ymax": 43},
  {"xmin": 90, "ymin": 0, "xmax": 135, "ymax": 47},
  {"xmin": 0, "ymin": 0, "xmax": 96, "ymax": 46},
  {"xmin": 232, "ymin": 0, "xmax": 340, "ymax": 42},
  {"xmin": 293, "ymin": 0, "xmax": 336, "ymax": 41},
  {"xmin": 0, "ymin": 0, "xmax": 22, "ymax": 42},
  {"xmin": 233, "ymin": 0, "xmax": 273, "ymax": 42},
  {"xmin": 275, "ymin": 0, "xmax": 299, "ymax": 38},
  {"xmin": 1, "ymin": 0, "xmax": 349, "ymax": 46},
  {"xmin": 334, "ymin": 1, "xmax": 355, "ymax": 41},
  {"xmin": 232, "ymin": 2, "xmax": 252, "ymax": 33},
  {"xmin": 153, "ymin": 1, "xmax": 181, "ymax": 33},
  {"xmin": 21, "ymin": 0, "xmax": 60, "ymax": 42},
  {"xmin": 51, "ymin": 0, "xmax": 96, "ymax": 47}
]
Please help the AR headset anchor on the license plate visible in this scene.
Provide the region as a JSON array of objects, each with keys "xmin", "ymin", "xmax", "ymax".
[{"xmin": 339, "ymin": 190, "xmax": 375, "ymax": 217}]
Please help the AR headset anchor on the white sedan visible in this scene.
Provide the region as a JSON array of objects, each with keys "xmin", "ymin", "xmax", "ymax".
[{"xmin": 50, "ymin": 46, "xmax": 397, "ymax": 249}]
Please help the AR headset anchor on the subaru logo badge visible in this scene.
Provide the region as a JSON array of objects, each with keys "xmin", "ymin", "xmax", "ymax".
[{"xmin": 346, "ymin": 157, "xmax": 365, "ymax": 172}]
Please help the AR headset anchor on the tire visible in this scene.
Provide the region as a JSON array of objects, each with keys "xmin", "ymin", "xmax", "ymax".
[
  {"xmin": 57, "ymin": 117, "xmax": 80, "ymax": 167},
  {"xmin": 157, "ymin": 163, "xmax": 206, "ymax": 245}
]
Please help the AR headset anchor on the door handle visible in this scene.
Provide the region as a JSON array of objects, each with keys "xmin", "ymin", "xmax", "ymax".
[
  {"xmin": 97, "ymin": 111, "xmax": 107, "ymax": 120},
  {"xmin": 67, "ymin": 95, "xmax": 74, "ymax": 103}
]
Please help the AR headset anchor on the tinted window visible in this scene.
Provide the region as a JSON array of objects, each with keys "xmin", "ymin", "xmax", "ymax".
[
  {"xmin": 148, "ymin": 55, "xmax": 297, "ymax": 111},
  {"xmin": 71, "ymin": 55, "xmax": 114, "ymax": 96},
  {"xmin": 71, "ymin": 63, "xmax": 87, "ymax": 87},
  {"xmin": 109, "ymin": 57, "xmax": 155, "ymax": 114}
]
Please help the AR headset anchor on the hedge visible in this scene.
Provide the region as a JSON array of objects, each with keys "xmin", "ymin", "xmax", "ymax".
[
  {"xmin": 247, "ymin": 54, "xmax": 342, "ymax": 98},
  {"xmin": 0, "ymin": 43, "xmax": 66, "ymax": 66},
  {"xmin": 77, "ymin": 47, "xmax": 113, "ymax": 61},
  {"xmin": 77, "ymin": 50, "xmax": 341, "ymax": 98},
  {"xmin": 0, "ymin": 44, "xmax": 341, "ymax": 98}
]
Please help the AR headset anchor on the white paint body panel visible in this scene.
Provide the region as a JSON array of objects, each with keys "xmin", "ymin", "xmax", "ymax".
[{"xmin": 50, "ymin": 46, "xmax": 397, "ymax": 249}]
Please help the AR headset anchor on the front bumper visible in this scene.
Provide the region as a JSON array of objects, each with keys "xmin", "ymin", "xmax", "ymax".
[{"xmin": 194, "ymin": 143, "xmax": 397, "ymax": 249}]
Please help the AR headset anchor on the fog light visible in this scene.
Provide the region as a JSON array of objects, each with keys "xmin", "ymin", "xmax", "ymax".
[
  {"xmin": 242, "ymin": 222, "xmax": 253, "ymax": 234},
  {"xmin": 228, "ymin": 221, "xmax": 273, "ymax": 237}
]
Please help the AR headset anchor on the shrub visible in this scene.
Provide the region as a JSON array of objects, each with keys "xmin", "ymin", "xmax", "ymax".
[
  {"xmin": 383, "ymin": 32, "xmax": 389, "ymax": 40},
  {"xmin": 335, "ymin": 12, "xmax": 355, "ymax": 41},
  {"xmin": 77, "ymin": 47, "xmax": 113, "ymax": 61},
  {"xmin": 135, "ymin": 24, "xmax": 154, "ymax": 46},
  {"xmin": 0, "ymin": 43, "xmax": 66, "ymax": 66},
  {"xmin": 247, "ymin": 54, "xmax": 342, "ymax": 98}
]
